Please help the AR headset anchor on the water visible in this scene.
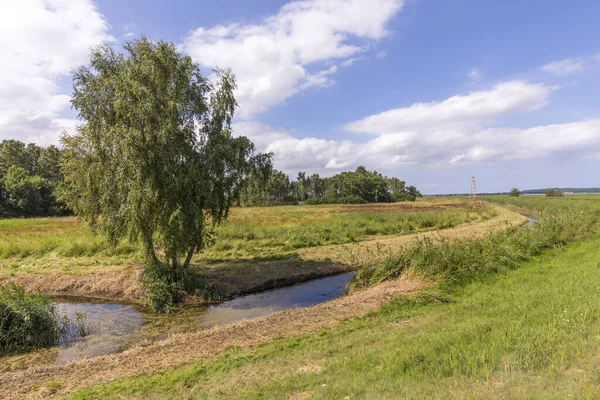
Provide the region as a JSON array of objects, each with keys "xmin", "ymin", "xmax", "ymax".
[
  {"xmin": 196, "ymin": 272, "xmax": 354, "ymax": 329},
  {"xmin": 1, "ymin": 272, "xmax": 355, "ymax": 370}
]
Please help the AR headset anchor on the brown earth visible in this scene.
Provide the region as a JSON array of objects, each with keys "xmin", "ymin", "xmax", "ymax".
[
  {"xmin": 0, "ymin": 276, "xmax": 427, "ymax": 399},
  {"xmin": 0, "ymin": 204, "xmax": 527, "ymax": 302}
]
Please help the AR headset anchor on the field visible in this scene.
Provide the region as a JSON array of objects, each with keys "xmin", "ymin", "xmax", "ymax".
[
  {"xmin": 0, "ymin": 198, "xmax": 504, "ymax": 300},
  {"xmin": 6, "ymin": 195, "xmax": 596, "ymax": 399}
]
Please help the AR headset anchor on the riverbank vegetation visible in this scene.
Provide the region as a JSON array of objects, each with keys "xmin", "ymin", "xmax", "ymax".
[{"xmin": 0, "ymin": 284, "xmax": 89, "ymax": 354}]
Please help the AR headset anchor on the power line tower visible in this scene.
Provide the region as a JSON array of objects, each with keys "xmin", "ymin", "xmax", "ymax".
[{"xmin": 469, "ymin": 176, "xmax": 477, "ymax": 202}]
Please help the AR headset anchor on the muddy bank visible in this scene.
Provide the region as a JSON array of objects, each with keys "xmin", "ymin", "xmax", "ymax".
[{"xmin": 0, "ymin": 276, "xmax": 426, "ymax": 400}]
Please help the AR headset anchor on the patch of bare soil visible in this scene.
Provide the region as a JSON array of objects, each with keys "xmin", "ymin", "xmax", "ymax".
[{"xmin": 0, "ymin": 277, "xmax": 426, "ymax": 399}]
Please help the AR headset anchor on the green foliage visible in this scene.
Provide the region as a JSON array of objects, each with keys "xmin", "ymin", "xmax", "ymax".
[
  {"xmin": 60, "ymin": 37, "xmax": 269, "ymax": 311},
  {"xmin": 140, "ymin": 261, "xmax": 220, "ymax": 313},
  {"xmin": 242, "ymin": 165, "xmax": 421, "ymax": 206},
  {"xmin": 0, "ymin": 141, "xmax": 65, "ymax": 217},
  {"xmin": 546, "ymin": 188, "xmax": 564, "ymax": 197},
  {"xmin": 509, "ymin": 187, "xmax": 520, "ymax": 196},
  {"xmin": 354, "ymin": 203, "xmax": 598, "ymax": 289},
  {"xmin": 2, "ymin": 166, "xmax": 55, "ymax": 216},
  {"xmin": 0, "ymin": 284, "xmax": 63, "ymax": 352}
]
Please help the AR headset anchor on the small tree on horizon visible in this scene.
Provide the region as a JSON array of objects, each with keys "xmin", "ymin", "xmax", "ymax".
[
  {"xmin": 509, "ymin": 188, "xmax": 520, "ymax": 196},
  {"xmin": 546, "ymin": 189, "xmax": 564, "ymax": 197}
]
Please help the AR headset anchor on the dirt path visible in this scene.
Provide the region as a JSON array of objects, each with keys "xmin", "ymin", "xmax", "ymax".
[
  {"xmin": 0, "ymin": 204, "xmax": 527, "ymax": 301},
  {"xmin": 0, "ymin": 277, "xmax": 427, "ymax": 399}
]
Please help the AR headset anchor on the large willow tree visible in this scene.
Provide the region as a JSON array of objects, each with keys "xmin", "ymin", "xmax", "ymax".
[{"xmin": 62, "ymin": 37, "xmax": 270, "ymax": 276}]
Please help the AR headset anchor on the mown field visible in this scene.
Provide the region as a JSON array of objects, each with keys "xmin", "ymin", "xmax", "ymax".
[{"xmin": 61, "ymin": 195, "xmax": 600, "ymax": 399}]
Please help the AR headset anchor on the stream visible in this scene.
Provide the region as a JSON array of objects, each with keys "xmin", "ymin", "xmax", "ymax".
[{"xmin": 1, "ymin": 272, "xmax": 355, "ymax": 371}]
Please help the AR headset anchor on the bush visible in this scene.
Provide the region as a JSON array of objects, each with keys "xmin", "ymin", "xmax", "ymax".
[
  {"xmin": 140, "ymin": 262, "xmax": 220, "ymax": 313},
  {"xmin": 509, "ymin": 188, "xmax": 520, "ymax": 197},
  {"xmin": 546, "ymin": 189, "xmax": 564, "ymax": 197},
  {"xmin": 0, "ymin": 284, "xmax": 64, "ymax": 352}
]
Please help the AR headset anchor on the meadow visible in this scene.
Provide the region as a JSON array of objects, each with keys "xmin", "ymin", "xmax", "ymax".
[
  {"xmin": 60, "ymin": 195, "xmax": 600, "ymax": 399},
  {"xmin": 0, "ymin": 198, "xmax": 492, "ymax": 276}
]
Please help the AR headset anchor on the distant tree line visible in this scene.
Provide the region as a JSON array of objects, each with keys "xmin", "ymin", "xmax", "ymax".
[
  {"xmin": 240, "ymin": 165, "xmax": 421, "ymax": 206},
  {"xmin": 0, "ymin": 140, "xmax": 66, "ymax": 217}
]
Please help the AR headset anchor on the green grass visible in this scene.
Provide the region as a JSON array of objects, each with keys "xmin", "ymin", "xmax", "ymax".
[
  {"xmin": 0, "ymin": 200, "xmax": 489, "ymax": 271},
  {"xmin": 354, "ymin": 204, "xmax": 598, "ymax": 290},
  {"xmin": 64, "ymin": 235, "xmax": 600, "ymax": 399},
  {"xmin": 205, "ymin": 204, "xmax": 489, "ymax": 259},
  {"xmin": 0, "ymin": 217, "xmax": 138, "ymax": 262},
  {"xmin": 0, "ymin": 285, "xmax": 64, "ymax": 353}
]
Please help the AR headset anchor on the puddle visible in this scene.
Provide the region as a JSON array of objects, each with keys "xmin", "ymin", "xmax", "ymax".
[{"xmin": 1, "ymin": 272, "xmax": 355, "ymax": 370}]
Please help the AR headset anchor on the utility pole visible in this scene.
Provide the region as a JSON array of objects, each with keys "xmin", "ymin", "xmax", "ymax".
[{"xmin": 469, "ymin": 176, "xmax": 477, "ymax": 202}]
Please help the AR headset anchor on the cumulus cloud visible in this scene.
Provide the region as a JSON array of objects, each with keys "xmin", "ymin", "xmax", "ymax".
[
  {"xmin": 234, "ymin": 80, "xmax": 600, "ymax": 175},
  {"xmin": 0, "ymin": 0, "xmax": 112, "ymax": 145},
  {"xmin": 540, "ymin": 58, "xmax": 584, "ymax": 75},
  {"xmin": 182, "ymin": 0, "xmax": 403, "ymax": 118},
  {"xmin": 236, "ymin": 119, "xmax": 600, "ymax": 176},
  {"xmin": 344, "ymin": 81, "xmax": 552, "ymax": 134}
]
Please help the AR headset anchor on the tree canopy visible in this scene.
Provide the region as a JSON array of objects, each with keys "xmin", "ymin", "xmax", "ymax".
[
  {"xmin": 241, "ymin": 166, "xmax": 421, "ymax": 206},
  {"xmin": 61, "ymin": 37, "xmax": 271, "ymax": 272},
  {"xmin": 0, "ymin": 140, "xmax": 64, "ymax": 217}
]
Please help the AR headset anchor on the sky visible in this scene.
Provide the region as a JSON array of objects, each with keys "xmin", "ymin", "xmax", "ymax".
[{"xmin": 1, "ymin": 0, "xmax": 600, "ymax": 194}]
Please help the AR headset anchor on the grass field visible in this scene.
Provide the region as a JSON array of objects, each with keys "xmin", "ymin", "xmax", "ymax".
[
  {"xmin": 63, "ymin": 196, "xmax": 600, "ymax": 399},
  {"xmin": 0, "ymin": 199, "xmax": 490, "ymax": 266}
]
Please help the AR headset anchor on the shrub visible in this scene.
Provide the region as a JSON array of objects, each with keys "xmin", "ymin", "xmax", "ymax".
[
  {"xmin": 509, "ymin": 188, "xmax": 520, "ymax": 197},
  {"xmin": 140, "ymin": 261, "xmax": 220, "ymax": 313},
  {"xmin": 0, "ymin": 284, "xmax": 64, "ymax": 352},
  {"xmin": 546, "ymin": 189, "xmax": 564, "ymax": 197}
]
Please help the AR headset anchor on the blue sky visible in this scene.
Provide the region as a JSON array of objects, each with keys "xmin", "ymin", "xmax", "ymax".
[{"xmin": 1, "ymin": 0, "xmax": 600, "ymax": 194}]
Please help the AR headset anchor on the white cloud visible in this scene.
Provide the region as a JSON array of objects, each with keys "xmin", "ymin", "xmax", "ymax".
[
  {"xmin": 345, "ymin": 81, "xmax": 552, "ymax": 134},
  {"xmin": 234, "ymin": 80, "xmax": 600, "ymax": 175},
  {"xmin": 182, "ymin": 0, "xmax": 403, "ymax": 118},
  {"xmin": 0, "ymin": 0, "xmax": 112, "ymax": 145},
  {"xmin": 540, "ymin": 58, "xmax": 584, "ymax": 75},
  {"xmin": 236, "ymin": 119, "xmax": 600, "ymax": 176}
]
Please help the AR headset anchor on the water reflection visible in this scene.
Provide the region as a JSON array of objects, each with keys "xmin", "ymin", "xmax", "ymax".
[
  {"xmin": 197, "ymin": 272, "xmax": 355, "ymax": 329},
  {"xmin": 56, "ymin": 302, "xmax": 143, "ymax": 364}
]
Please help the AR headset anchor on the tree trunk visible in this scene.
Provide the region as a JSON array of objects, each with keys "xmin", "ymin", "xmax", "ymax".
[{"xmin": 183, "ymin": 222, "xmax": 200, "ymax": 269}]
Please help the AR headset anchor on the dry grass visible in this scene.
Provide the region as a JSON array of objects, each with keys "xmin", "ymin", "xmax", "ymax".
[{"xmin": 0, "ymin": 276, "xmax": 426, "ymax": 399}]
